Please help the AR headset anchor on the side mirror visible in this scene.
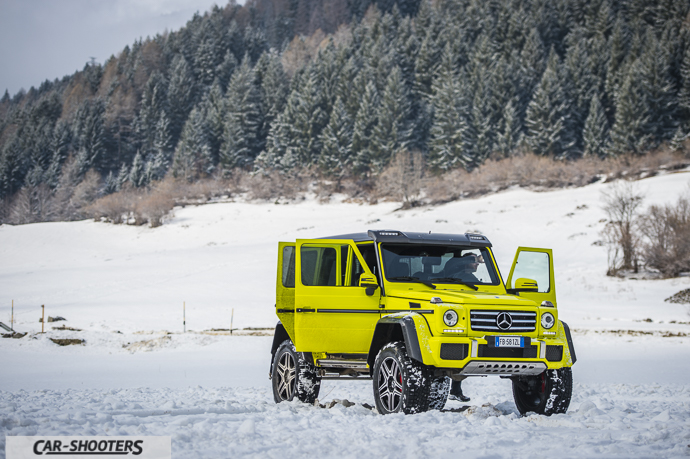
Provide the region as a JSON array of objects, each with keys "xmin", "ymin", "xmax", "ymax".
[
  {"xmin": 507, "ymin": 277, "xmax": 539, "ymax": 294},
  {"xmin": 515, "ymin": 278, "xmax": 538, "ymax": 290},
  {"xmin": 359, "ymin": 276, "xmax": 379, "ymax": 296}
]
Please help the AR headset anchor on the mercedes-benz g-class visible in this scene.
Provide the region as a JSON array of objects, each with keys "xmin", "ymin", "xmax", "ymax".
[{"xmin": 269, "ymin": 230, "xmax": 576, "ymax": 415}]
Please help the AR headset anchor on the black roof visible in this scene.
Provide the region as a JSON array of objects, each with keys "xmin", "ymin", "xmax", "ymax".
[{"xmin": 319, "ymin": 230, "xmax": 492, "ymax": 247}]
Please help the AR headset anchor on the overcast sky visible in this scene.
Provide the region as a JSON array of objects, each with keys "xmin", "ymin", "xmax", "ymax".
[{"xmin": 0, "ymin": 0, "xmax": 235, "ymax": 97}]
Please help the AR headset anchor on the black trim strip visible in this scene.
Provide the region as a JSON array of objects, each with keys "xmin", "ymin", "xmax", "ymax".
[
  {"xmin": 295, "ymin": 308, "xmax": 316, "ymax": 313},
  {"xmin": 317, "ymin": 309, "xmax": 381, "ymax": 314},
  {"xmin": 276, "ymin": 309, "xmax": 294, "ymax": 313},
  {"xmin": 383, "ymin": 309, "xmax": 434, "ymax": 314}
]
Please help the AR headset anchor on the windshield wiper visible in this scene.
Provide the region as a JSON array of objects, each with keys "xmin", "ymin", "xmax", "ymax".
[
  {"xmin": 388, "ymin": 276, "xmax": 436, "ymax": 290},
  {"xmin": 428, "ymin": 278, "xmax": 479, "ymax": 290}
]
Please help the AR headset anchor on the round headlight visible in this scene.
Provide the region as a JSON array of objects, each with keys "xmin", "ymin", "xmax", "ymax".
[
  {"xmin": 443, "ymin": 309, "xmax": 459, "ymax": 327},
  {"xmin": 541, "ymin": 312, "xmax": 555, "ymax": 330}
]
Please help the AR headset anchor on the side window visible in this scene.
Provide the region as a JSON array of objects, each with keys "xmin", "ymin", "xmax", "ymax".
[
  {"xmin": 511, "ymin": 251, "xmax": 550, "ymax": 293},
  {"xmin": 350, "ymin": 253, "xmax": 365, "ymax": 286},
  {"xmin": 282, "ymin": 246, "xmax": 295, "ymax": 288},
  {"xmin": 351, "ymin": 243, "xmax": 378, "ymax": 286},
  {"xmin": 301, "ymin": 246, "xmax": 338, "ymax": 286},
  {"xmin": 301, "ymin": 248, "xmax": 319, "ymax": 285},
  {"xmin": 357, "ymin": 243, "xmax": 378, "ymax": 275}
]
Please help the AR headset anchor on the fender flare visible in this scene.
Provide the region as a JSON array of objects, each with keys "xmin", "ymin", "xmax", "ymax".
[
  {"xmin": 561, "ymin": 320, "xmax": 577, "ymax": 365},
  {"xmin": 367, "ymin": 314, "xmax": 424, "ymax": 370},
  {"xmin": 269, "ymin": 321, "xmax": 291, "ymax": 378}
]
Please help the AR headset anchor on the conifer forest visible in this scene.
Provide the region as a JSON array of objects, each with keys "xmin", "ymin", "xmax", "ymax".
[{"xmin": 1, "ymin": 0, "xmax": 689, "ymax": 224}]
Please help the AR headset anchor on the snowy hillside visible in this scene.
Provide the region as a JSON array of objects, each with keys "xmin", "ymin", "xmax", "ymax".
[{"xmin": 2, "ymin": 172, "xmax": 690, "ymax": 458}]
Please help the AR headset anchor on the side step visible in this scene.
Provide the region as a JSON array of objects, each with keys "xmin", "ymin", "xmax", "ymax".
[
  {"xmin": 316, "ymin": 359, "xmax": 368, "ymax": 369},
  {"xmin": 316, "ymin": 359, "xmax": 371, "ymax": 380}
]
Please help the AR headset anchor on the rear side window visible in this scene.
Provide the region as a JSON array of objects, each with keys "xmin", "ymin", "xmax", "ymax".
[
  {"xmin": 282, "ymin": 246, "xmax": 295, "ymax": 288},
  {"xmin": 301, "ymin": 246, "xmax": 338, "ymax": 286}
]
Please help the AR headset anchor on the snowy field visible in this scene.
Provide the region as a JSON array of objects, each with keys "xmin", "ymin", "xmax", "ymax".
[{"xmin": 2, "ymin": 171, "xmax": 690, "ymax": 458}]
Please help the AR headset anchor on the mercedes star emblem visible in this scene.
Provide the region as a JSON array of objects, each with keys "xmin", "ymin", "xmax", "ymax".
[{"xmin": 496, "ymin": 312, "xmax": 513, "ymax": 330}]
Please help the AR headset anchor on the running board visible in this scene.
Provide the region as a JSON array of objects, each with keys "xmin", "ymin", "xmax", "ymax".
[{"xmin": 316, "ymin": 359, "xmax": 368, "ymax": 370}]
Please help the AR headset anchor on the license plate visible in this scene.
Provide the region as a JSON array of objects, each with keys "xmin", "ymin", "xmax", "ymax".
[{"xmin": 495, "ymin": 336, "xmax": 524, "ymax": 348}]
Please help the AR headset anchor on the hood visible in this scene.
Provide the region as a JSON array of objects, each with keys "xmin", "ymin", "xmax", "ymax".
[{"xmin": 388, "ymin": 287, "xmax": 537, "ymax": 307}]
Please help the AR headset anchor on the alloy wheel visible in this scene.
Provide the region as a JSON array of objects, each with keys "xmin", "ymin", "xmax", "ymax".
[
  {"xmin": 377, "ymin": 357, "xmax": 403, "ymax": 412},
  {"xmin": 276, "ymin": 351, "xmax": 296, "ymax": 400}
]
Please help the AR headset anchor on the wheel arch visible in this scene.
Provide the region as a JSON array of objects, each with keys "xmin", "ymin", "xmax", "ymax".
[
  {"xmin": 560, "ymin": 320, "xmax": 577, "ymax": 365},
  {"xmin": 367, "ymin": 314, "xmax": 424, "ymax": 372},
  {"xmin": 269, "ymin": 322, "xmax": 291, "ymax": 378}
]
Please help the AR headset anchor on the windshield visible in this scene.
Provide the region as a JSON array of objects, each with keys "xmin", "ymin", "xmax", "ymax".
[{"xmin": 381, "ymin": 244, "xmax": 499, "ymax": 286}]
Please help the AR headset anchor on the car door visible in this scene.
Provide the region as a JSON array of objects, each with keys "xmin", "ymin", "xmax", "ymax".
[
  {"xmin": 294, "ymin": 239, "xmax": 381, "ymax": 353},
  {"xmin": 506, "ymin": 247, "xmax": 557, "ymax": 306},
  {"xmin": 276, "ymin": 242, "xmax": 296, "ymax": 340}
]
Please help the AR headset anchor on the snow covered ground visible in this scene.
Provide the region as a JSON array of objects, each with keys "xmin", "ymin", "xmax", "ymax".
[{"xmin": 2, "ymin": 171, "xmax": 690, "ymax": 458}]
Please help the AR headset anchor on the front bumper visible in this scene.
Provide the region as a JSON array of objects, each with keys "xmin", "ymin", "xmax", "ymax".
[{"xmin": 421, "ymin": 335, "xmax": 572, "ymax": 373}]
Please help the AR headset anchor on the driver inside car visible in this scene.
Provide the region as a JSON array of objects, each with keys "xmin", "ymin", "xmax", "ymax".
[{"xmin": 442, "ymin": 253, "xmax": 483, "ymax": 282}]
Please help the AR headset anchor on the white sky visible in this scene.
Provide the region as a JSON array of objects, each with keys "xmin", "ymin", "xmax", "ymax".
[{"xmin": 0, "ymin": 0, "xmax": 237, "ymax": 97}]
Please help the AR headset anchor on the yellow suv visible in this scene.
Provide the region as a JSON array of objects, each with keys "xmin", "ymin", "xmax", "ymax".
[{"xmin": 269, "ymin": 230, "xmax": 576, "ymax": 415}]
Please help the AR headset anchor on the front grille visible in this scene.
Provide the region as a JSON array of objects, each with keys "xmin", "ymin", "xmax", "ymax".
[
  {"xmin": 546, "ymin": 345, "xmax": 563, "ymax": 362},
  {"xmin": 470, "ymin": 310, "xmax": 537, "ymax": 332},
  {"xmin": 440, "ymin": 343, "xmax": 468, "ymax": 360},
  {"xmin": 478, "ymin": 344, "xmax": 538, "ymax": 359}
]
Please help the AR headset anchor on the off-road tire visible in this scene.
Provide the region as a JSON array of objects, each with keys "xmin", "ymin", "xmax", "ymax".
[
  {"xmin": 428, "ymin": 376, "xmax": 451, "ymax": 410},
  {"xmin": 512, "ymin": 367, "xmax": 572, "ymax": 416},
  {"xmin": 271, "ymin": 340, "xmax": 321, "ymax": 404},
  {"xmin": 372, "ymin": 341, "xmax": 432, "ymax": 414}
]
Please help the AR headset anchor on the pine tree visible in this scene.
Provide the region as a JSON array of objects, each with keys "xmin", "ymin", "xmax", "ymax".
[
  {"xmin": 414, "ymin": 33, "xmax": 440, "ymax": 98},
  {"xmin": 172, "ymin": 107, "xmax": 213, "ymax": 181},
  {"xmin": 608, "ymin": 65, "xmax": 651, "ymax": 155},
  {"xmin": 427, "ymin": 57, "xmax": 472, "ymax": 171},
  {"xmin": 153, "ymin": 112, "xmax": 173, "ymax": 165},
  {"xmin": 116, "ymin": 163, "xmax": 129, "ymax": 189},
  {"xmin": 215, "ymin": 51, "xmax": 238, "ymax": 93},
  {"xmin": 257, "ymin": 52, "xmax": 289, "ymax": 153},
  {"xmin": 263, "ymin": 70, "xmax": 328, "ymax": 170},
  {"xmin": 167, "ymin": 55, "xmax": 196, "ymax": 146},
  {"xmin": 220, "ymin": 57, "xmax": 262, "ymax": 169},
  {"xmin": 637, "ymin": 34, "xmax": 679, "ymax": 144},
  {"xmin": 370, "ymin": 66, "xmax": 413, "ymax": 173},
  {"xmin": 194, "ymin": 37, "xmax": 220, "ymax": 88},
  {"xmin": 351, "ymin": 81, "xmax": 380, "ymax": 175},
  {"xmin": 564, "ymin": 38, "xmax": 599, "ymax": 152},
  {"xmin": 605, "ymin": 19, "xmax": 630, "ymax": 108},
  {"xmin": 496, "ymin": 100, "xmax": 522, "ymax": 157},
  {"xmin": 679, "ymin": 45, "xmax": 690, "ymax": 132},
  {"xmin": 583, "ymin": 93, "xmax": 609, "ymax": 157},
  {"xmin": 103, "ymin": 171, "xmax": 119, "ymax": 195},
  {"xmin": 202, "ymin": 81, "xmax": 226, "ymax": 164},
  {"xmin": 0, "ymin": 139, "xmax": 22, "ymax": 198},
  {"xmin": 129, "ymin": 151, "xmax": 146, "ymax": 187},
  {"xmin": 72, "ymin": 98, "xmax": 108, "ymax": 174},
  {"xmin": 136, "ymin": 72, "xmax": 168, "ymax": 157},
  {"xmin": 318, "ymin": 97, "xmax": 353, "ymax": 177},
  {"xmin": 525, "ymin": 50, "xmax": 575, "ymax": 158}
]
